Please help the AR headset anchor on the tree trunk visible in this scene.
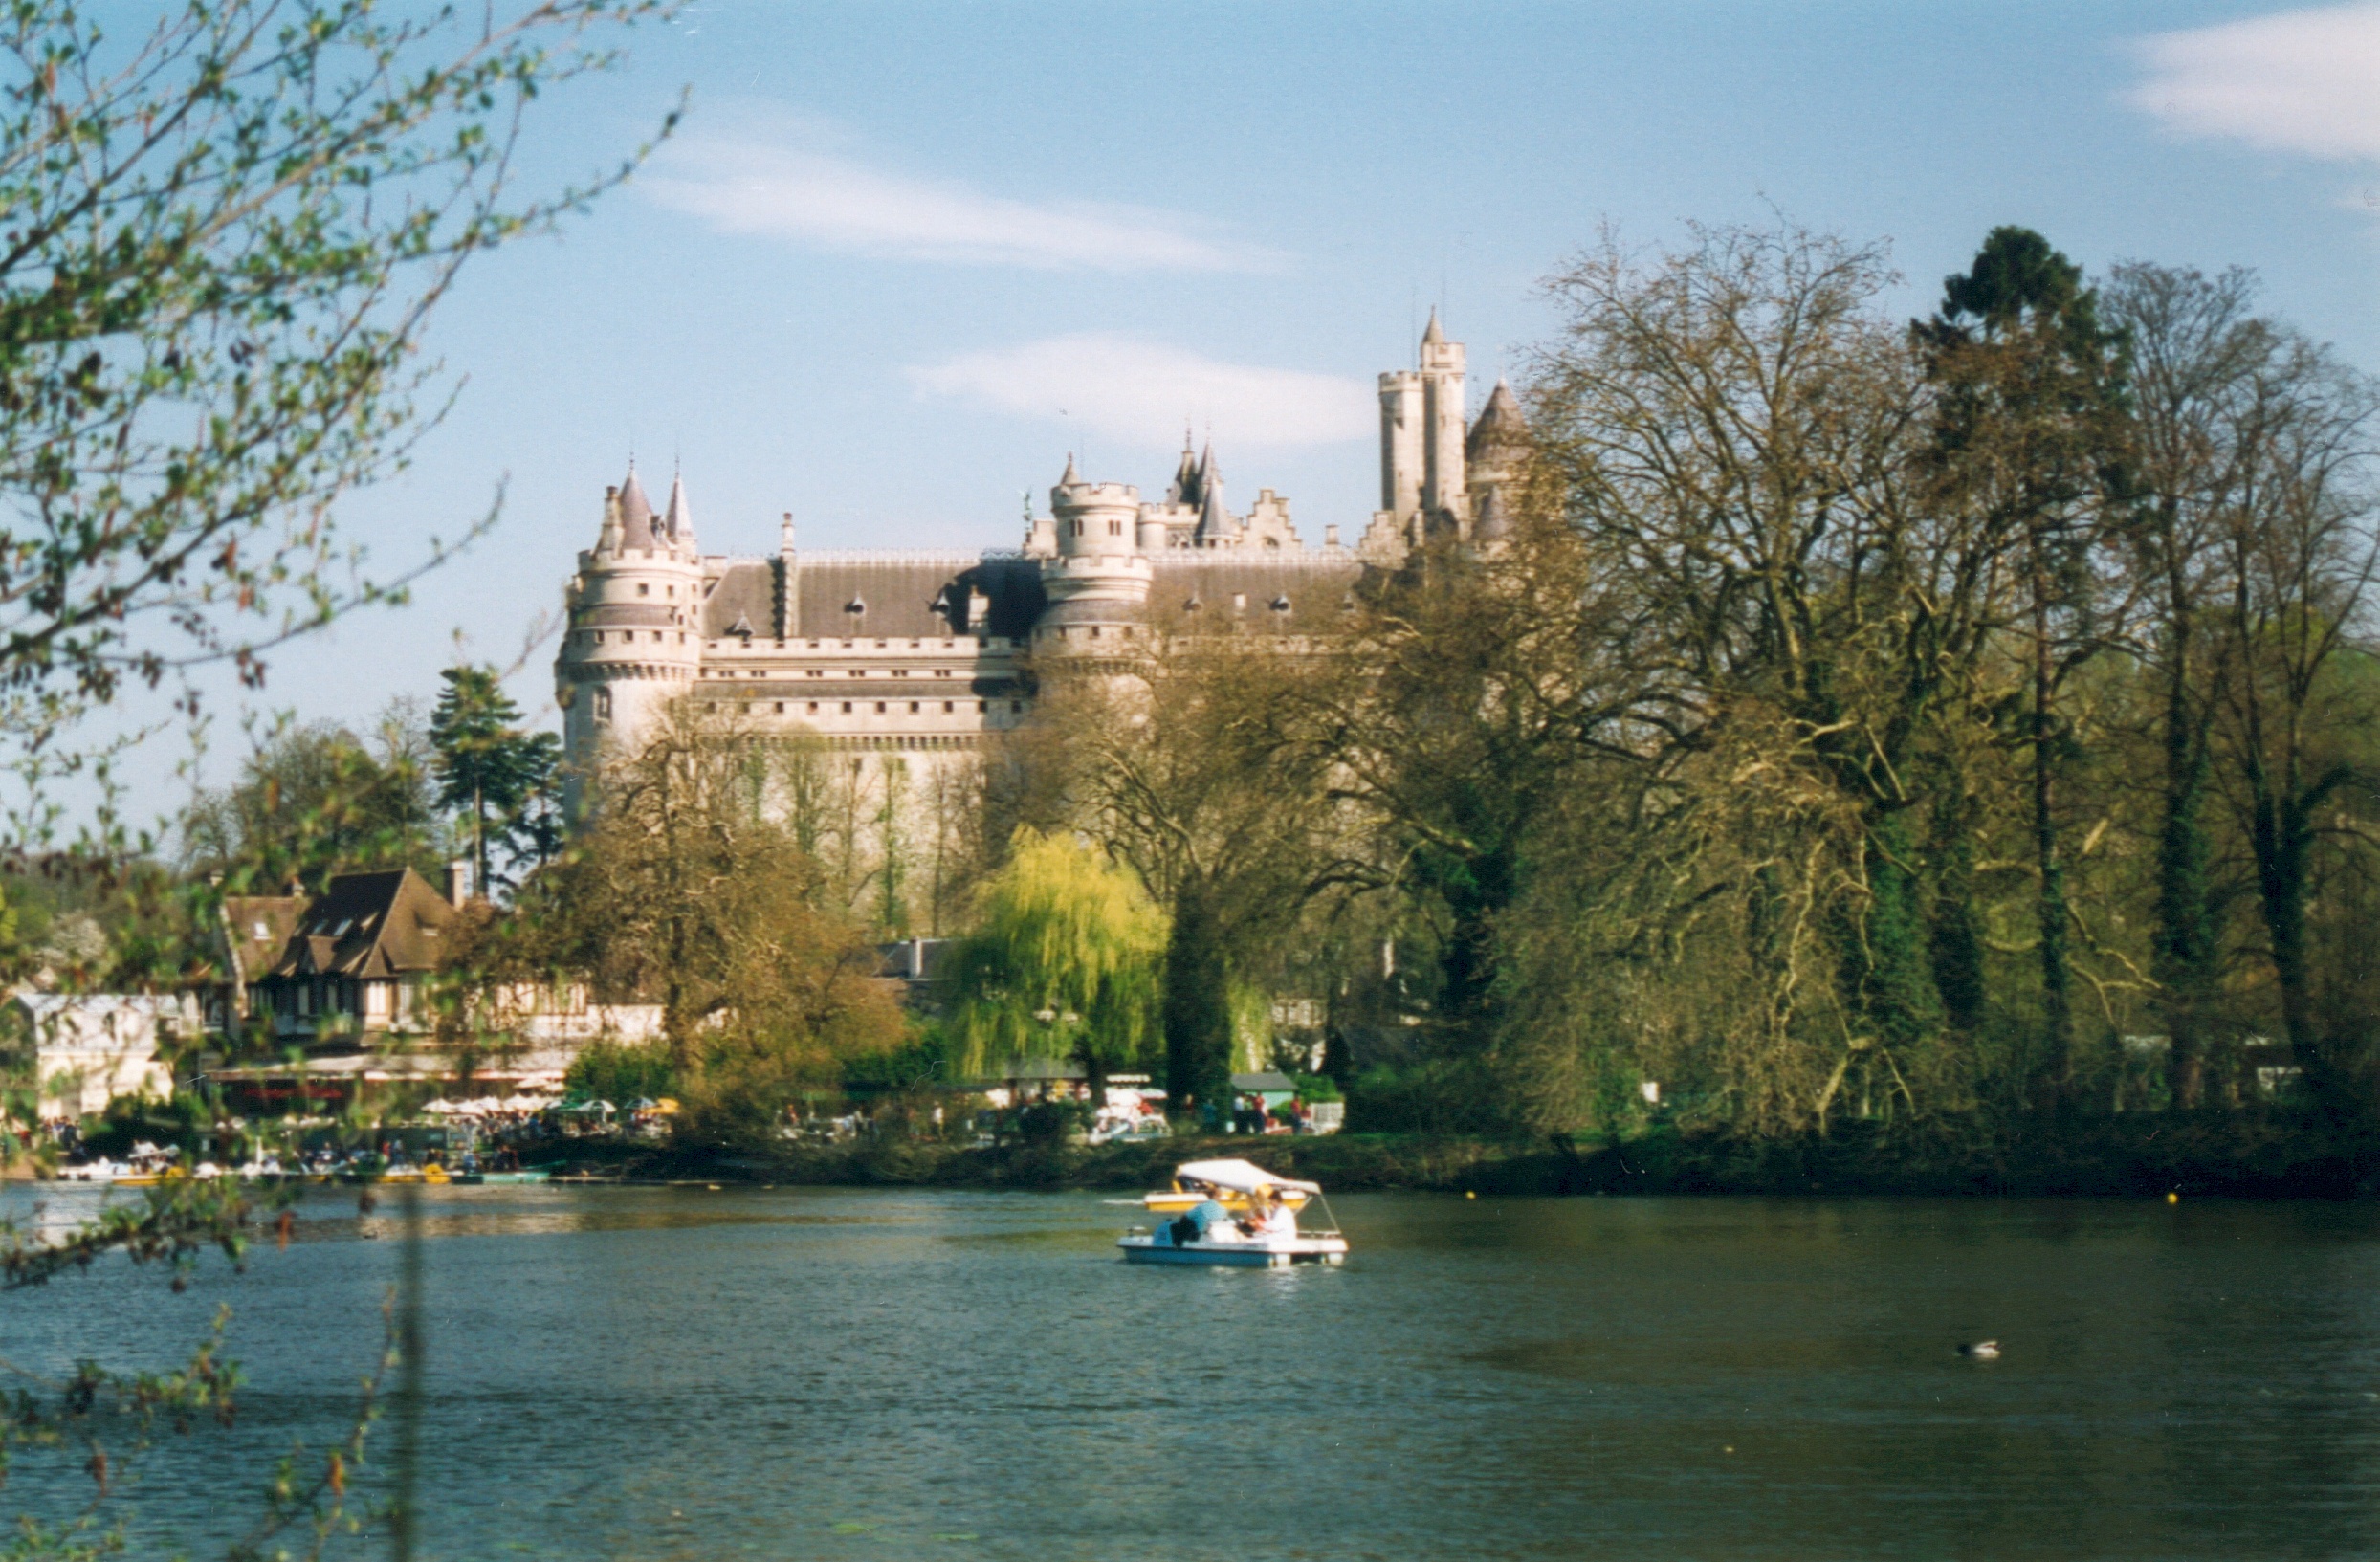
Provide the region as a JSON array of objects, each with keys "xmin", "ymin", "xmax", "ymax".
[
  {"xmin": 2153, "ymin": 603, "xmax": 2215, "ymax": 1111},
  {"xmin": 1162, "ymin": 889, "xmax": 1233, "ymax": 1116},
  {"xmin": 2032, "ymin": 576, "xmax": 2073, "ymax": 1107}
]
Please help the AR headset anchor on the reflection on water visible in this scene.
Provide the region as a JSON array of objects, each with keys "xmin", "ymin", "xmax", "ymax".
[{"xmin": 5, "ymin": 1185, "xmax": 2380, "ymax": 1559}]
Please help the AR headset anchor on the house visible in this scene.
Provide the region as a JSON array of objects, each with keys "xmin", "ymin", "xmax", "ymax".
[
  {"xmin": 202, "ymin": 865, "xmax": 664, "ymax": 1108},
  {"xmin": 231, "ymin": 866, "xmax": 465, "ymax": 1044},
  {"xmin": 3, "ymin": 991, "xmax": 189, "ymax": 1118}
]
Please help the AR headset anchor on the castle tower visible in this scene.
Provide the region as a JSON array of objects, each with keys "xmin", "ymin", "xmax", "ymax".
[
  {"xmin": 1364, "ymin": 312, "xmax": 1471, "ymax": 559},
  {"xmin": 1418, "ymin": 310, "xmax": 1468, "ymax": 533},
  {"xmin": 554, "ymin": 461, "xmax": 703, "ymax": 810},
  {"xmin": 1036, "ymin": 455, "xmax": 1152, "ymax": 659}
]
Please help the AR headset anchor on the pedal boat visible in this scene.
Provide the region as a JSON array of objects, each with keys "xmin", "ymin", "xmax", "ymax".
[
  {"xmin": 1140, "ymin": 1156, "xmax": 1315, "ymax": 1218},
  {"xmin": 1119, "ymin": 1158, "xmax": 1348, "ymax": 1268}
]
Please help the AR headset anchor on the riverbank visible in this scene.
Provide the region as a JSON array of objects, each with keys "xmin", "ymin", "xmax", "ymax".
[{"xmin": 526, "ymin": 1113, "xmax": 2380, "ymax": 1198}]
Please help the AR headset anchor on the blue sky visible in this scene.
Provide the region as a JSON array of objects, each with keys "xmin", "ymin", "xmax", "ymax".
[{"xmin": 103, "ymin": 0, "xmax": 2380, "ymax": 808}]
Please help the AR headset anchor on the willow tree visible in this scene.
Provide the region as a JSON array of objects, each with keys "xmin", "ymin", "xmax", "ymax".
[{"xmin": 947, "ymin": 825, "xmax": 1165, "ymax": 1101}]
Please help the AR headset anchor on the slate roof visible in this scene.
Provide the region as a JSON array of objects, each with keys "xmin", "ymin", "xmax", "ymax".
[
  {"xmin": 1466, "ymin": 378, "xmax": 1527, "ymax": 460},
  {"xmin": 770, "ymin": 553, "xmax": 1047, "ymax": 641},
  {"xmin": 1147, "ymin": 554, "xmax": 1365, "ymax": 634},
  {"xmin": 222, "ymin": 895, "xmax": 305, "ymax": 988},
  {"xmin": 617, "ymin": 465, "xmax": 656, "ymax": 551},
  {"xmin": 266, "ymin": 869, "xmax": 455, "ymax": 980}
]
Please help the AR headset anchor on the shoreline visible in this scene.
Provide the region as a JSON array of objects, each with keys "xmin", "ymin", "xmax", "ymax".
[{"xmin": 522, "ymin": 1116, "xmax": 2380, "ymax": 1199}]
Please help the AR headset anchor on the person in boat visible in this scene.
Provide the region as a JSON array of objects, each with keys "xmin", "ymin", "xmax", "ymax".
[
  {"xmin": 1252, "ymin": 1187, "xmax": 1298, "ymax": 1240},
  {"xmin": 1168, "ymin": 1191, "xmax": 1235, "ymax": 1246}
]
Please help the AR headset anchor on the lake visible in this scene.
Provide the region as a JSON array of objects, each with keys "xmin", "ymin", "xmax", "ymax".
[{"xmin": 7, "ymin": 1183, "xmax": 2380, "ymax": 1559}]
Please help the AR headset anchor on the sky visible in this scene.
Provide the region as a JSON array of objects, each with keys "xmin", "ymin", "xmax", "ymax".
[{"xmin": 82, "ymin": 0, "xmax": 2380, "ymax": 815}]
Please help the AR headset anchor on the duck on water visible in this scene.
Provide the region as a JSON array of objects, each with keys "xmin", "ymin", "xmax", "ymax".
[{"xmin": 1117, "ymin": 1158, "xmax": 1350, "ymax": 1267}]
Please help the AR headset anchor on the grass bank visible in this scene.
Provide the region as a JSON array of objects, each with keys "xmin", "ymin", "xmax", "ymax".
[{"xmin": 526, "ymin": 1113, "xmax": 2380, "ymax": 1198}]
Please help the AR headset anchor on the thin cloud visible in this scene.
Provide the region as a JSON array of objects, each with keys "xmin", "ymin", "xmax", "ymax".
[
  {"xmin": 909, "ymin": 335, "xmax": 1374, "ymax": 451},
  {"xmin": 642, "ymin": 136, "xmax": 1286, "ymax": 273},
  {"xmin": 2125, "ymin": 2, "xmax": 2380, "ymax": 163}
]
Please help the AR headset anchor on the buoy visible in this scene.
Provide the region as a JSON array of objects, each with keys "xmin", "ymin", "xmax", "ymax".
[
  {"xmin": 1465, "ymin": 1191, "xmax": 1476, "ymax": 1199},
  {"xmin": 2167, "ymin": 1191, "xmax": 2179, "ymax": 1204}
]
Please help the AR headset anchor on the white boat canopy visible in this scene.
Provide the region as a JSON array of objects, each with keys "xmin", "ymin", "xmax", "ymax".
[{"xmin": 1174, "ymin": 1158, "xmax": 1321, "ymax": 1197}]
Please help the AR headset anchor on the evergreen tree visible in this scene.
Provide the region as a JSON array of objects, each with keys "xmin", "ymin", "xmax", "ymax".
[{"xmin": 428, "ymin": 666, "xmax": 558, "ymax": 894}]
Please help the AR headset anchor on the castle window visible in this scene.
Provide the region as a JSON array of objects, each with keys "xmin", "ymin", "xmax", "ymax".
[
  {"xmin": 874, "ymin": 702, "xmax": 886, "ymax": 714},
  {"xmin": 1069, "ymin": 519, "xmax": 1083, "ymax": 538},
  {"xmin": 936, "ymin": 669, "xmax": 950, "ymax": 677},
  {"xmin": 593, "ymin": 688, "xmax": 612, "ymax": 722},
  {"xmin": 667, "ymin": 586, "xmax": 675, "ymax": 598},
  {"xmin": 638, "ymin": 583, "xmax": 650, "ymax": 596},
  {"xmin": 909, "ymin": 701, "xmax": 919, "ymax": 714},
  {"xmin": 807, "ymin": 701, "xmax": 819, "ymax": 713},
  {"xmin": 1108, "ymin": 519, "xmax": 1122, "ymax": 537},
  {"xmin": 841, "ymin": 702, "xmax": 852, "ymax": 714},
  {"xmin": 943, "ymin": 701, "xmax": 954, "ymax": 713},
  {"xmin": 592, "ymin": 631, "xmax": 604, "ymax": 644},
  {"xmin": 774, "ymin": 702, "xmax": 784, "ymax": 714},
  {"xmin": 808, "ymin": 670, "xmax": 823, "ymax": 678},
  {"xmin": 1010, "ymin": 700, "xmax": 1024, "ymax": 713},
  {"xmin": 977, "ymin": 701, "xmax": 987, "ymax": 713},
  {"xmin": 850, "ymin": 669, "xmax": 865, "ymax": 677}
]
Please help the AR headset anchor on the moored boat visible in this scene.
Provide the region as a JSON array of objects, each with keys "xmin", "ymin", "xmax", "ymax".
[{"xmin": 1118, "ymin": 1158, "xmax": 1348, "ymax": 1268}]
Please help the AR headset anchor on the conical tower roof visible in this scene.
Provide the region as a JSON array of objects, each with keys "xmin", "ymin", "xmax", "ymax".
[
  {"xmin": 617, "ymin": 462, "xmax": 656, "ymax": 550},
  {"xmin": 1421, "ymin": 307, "xmax": 1444, "ymax": 348},
  {"xmin": 663, "ymin": 469, "xmax": 694, "ymax": 544},
  {"xmin": 1466, "ymin": 377, "xmax": 1528, "ymax": 459}
]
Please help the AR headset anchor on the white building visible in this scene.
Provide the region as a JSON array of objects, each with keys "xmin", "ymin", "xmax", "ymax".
[{"xmin": 4, "ymin": 991, "xmax": 187, "ymax": 1119}]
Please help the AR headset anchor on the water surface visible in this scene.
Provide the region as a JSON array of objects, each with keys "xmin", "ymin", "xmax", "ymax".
[{"xmin": 7, "ymin": 1185, "xmax": 2379, "ymax": 1559}]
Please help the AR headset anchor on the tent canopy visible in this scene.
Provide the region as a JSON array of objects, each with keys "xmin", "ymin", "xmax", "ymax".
[{"xmin": 1174, "ymin": 1157, "xmax": 1321, "ymax": 1197}]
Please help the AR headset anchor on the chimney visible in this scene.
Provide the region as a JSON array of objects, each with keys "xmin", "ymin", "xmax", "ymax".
[{"xmin": 445, "ymin": 860, "xmax": 474, "ymax": 907}]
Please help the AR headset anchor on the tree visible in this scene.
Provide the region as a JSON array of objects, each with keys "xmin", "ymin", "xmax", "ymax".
[
  {"xmin": 511, "ymin": 699, "xmax": 903, "ymax": 1084},
  {"xmin": 0, "ymin": 5, "xmax": 671, "ymax": 1556},
  {"xmin": 0, "ymin": 0, "xmax": 673, "ymax": 767},
  {"xmin": 2104, "ymin": 262, "xmax": 2274, "ymax": 1106},
  {"xmin": 428, "ymin": 665, "xmax": 559, "ymax": 893},
  {"xmin": 1914, "ymin": 227, "xmax": 2135, "ymax": 1106},
  {"xmin": 182, "ymin": 705, "xmax": 446, "ymax": 893},
  {"xmin": 946, "ymin": 825, "xmax": 1165, "ymax": 1101}
]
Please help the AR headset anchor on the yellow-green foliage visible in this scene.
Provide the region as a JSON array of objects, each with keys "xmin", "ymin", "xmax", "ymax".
[{"xmin": 950, "ymin": 828, "xmax": 1167, "ymax": 1075}]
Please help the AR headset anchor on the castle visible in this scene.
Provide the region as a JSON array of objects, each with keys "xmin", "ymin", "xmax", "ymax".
[{"xmin": 553, "ymin": 315, "xmax": 1524, "ymax": 810}]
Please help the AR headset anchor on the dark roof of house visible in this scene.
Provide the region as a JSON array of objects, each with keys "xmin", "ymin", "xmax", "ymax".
[
  {"xmin": 266, "ymin": 868, "xmax": 456, "ymax": 980},
  {"xmin": 221, "ymin": 895, "xmax": 305, "ymax": 986}
]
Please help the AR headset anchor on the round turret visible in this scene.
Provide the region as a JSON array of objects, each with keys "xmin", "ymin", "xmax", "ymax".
[
  {"xmin": 554, "ymin": 465, "xmax": 704, "ymax": 807},
  {"xmin": 1052, "ymin": 460, "xmax": 1140, "ymax": 559},
  {"xmin": 1037, "ymin": 458, "xmax": 1151, "ymax": 661}
]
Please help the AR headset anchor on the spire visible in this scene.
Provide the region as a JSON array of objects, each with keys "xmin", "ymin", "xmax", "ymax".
[
  {"xmin": 1421, "ymin": 307, "xmax": 1444, "ymax": 348},
  {"xmin": 1195, "ymin": 466, "xmax": 1234, "ymax": 546},
  {"xmin": 1059, "ymin": 451, "xmax": 1080, "ymax": 487},
  {"xmin": 617, "ymin": 461, "xmax": 656, "ymax": 550},
  {"xmin": 663, "ymin": 469, "xmax": 694, "ymax": 545},
  {"xmin": 1166, "ymin": 431, "xmax": 1200, "ymax": 506}
]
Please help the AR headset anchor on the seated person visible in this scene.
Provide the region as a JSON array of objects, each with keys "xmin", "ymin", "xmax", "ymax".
[{"xmin": 1168, "ymin": 1194, "xmax": 1235, "ymax": 1246}]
